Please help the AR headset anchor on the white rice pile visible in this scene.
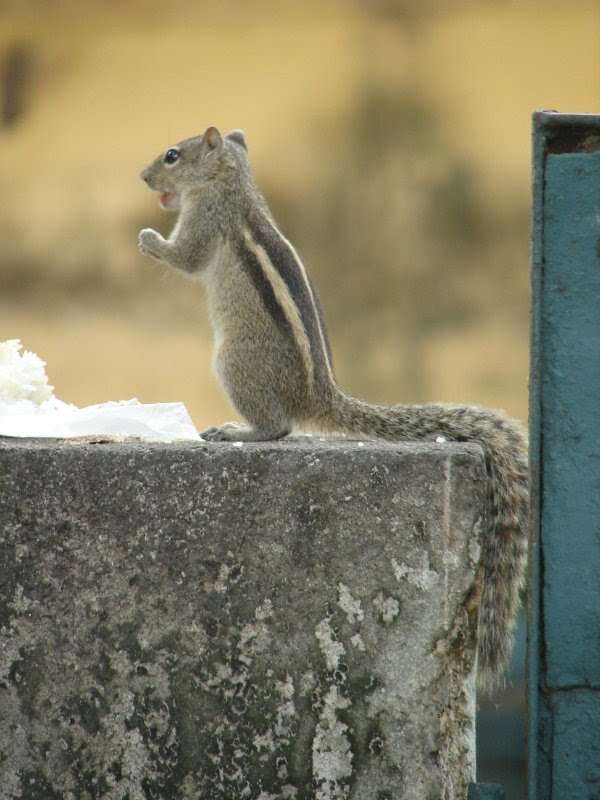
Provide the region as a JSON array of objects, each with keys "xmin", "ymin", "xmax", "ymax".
[{"xmin": 0, "ymin": 339, "xmax": 53, "ymax": 404}]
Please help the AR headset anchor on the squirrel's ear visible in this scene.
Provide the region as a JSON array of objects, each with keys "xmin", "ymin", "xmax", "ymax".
[
  {"xmin": 203, "ymin": 126, "xmax": 223, "ymax": 151},
  {"xmin": 226, "ymin": 129, "xmax": 247, "ymax": 151}
]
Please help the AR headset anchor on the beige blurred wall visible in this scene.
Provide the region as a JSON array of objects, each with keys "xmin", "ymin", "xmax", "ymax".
[{"xmin": 1, "ymin": 1, "xmax": 598, "ymax": 428}]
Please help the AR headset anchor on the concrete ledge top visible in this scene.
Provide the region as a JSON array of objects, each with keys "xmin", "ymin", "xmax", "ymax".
[{"xmin": 0, "ymin": 433, "xmax": 485, "ymax": 457}]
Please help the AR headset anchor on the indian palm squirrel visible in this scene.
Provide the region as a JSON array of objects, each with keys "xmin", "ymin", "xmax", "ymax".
[{"xmin": 138, "ymin": 126, "xmax": 528, "ymax": 689}]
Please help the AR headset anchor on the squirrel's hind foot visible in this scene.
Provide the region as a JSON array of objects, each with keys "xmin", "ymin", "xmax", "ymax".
[{"xmin": 201, "ymin": 422, "xmax": 290, "ymax": 442}]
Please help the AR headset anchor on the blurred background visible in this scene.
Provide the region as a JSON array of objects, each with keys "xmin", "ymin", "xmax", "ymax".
[{"xmin": 1, "ymin": 0, "xmax": 598, "ymax": 796}]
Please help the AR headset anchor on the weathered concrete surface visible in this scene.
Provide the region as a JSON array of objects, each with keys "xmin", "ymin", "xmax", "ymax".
[{"xmin": 0, "ymin": 437, "xmax": 486, "ymax": 800}]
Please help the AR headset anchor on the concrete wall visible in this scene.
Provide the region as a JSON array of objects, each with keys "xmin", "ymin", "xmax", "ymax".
[{"xmin": 0, "ymin": 437, "xmax": 486, "ymax": 800}]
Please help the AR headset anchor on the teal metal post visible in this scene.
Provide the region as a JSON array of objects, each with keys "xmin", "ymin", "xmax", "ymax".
[{"xmin": 529, "ymin": 111, "xmax": 600, "ymax": 800}]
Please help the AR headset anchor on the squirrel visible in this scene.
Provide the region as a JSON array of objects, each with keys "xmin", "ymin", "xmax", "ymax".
[{"xmin": 138, "ymin": 126, "xmax": 528, "ymax": 689}]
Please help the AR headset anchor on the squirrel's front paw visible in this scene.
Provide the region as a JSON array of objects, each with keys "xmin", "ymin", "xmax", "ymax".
[{"xmin": 138, "ymin": 228, "xmax": 165, "ymax": 259}]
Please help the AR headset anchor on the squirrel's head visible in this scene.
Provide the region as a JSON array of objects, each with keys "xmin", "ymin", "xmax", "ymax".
[{"xmin": 140, "ymin": 126, "xmax": 248, "ymax": 211}]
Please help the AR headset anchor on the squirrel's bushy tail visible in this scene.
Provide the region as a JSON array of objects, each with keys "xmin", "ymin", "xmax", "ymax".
[{"xmin": 323, "ymin": 390, "xmax": 529, "ymax": 689}]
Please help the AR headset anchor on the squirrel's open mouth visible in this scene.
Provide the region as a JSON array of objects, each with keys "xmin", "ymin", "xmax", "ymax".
[{"xmin": 159, "ymin": 191, "xmax": 180, "ymax": 211}]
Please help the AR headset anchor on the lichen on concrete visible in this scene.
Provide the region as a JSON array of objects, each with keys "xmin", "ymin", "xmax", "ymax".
[
  {"xmin": 312, "ymin": 686, "xmax": 353, "ymax": 800},
  {"xmin": 391, "ymin": 554, "xmax": 440, "ymax": 591},
  {"xmin": 372, "ymin": 592, "xmax": 400, "ymax": 624},
  {"xmin": 0, "ymin": 437, "xmax": 486, "ymax": 799},
  {"xmin": 337, "ymin": 583, "xmax": 364, "ymax": 625},
  {"xmin": 315, "ymin": 617, "xmax": 346, "ymax": 673}
]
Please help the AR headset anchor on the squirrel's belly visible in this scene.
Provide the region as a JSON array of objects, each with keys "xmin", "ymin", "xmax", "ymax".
[
  {"xmin": 212, "ymin": 312, "xmax": 313, "ymax": 421},
  {"xmin": 206, "ymin": 251, "xmax": 316, "ymax": 418}
]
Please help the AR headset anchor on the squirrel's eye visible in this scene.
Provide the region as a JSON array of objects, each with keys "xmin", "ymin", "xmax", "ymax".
[{"xmin": 164, "ymin": 148, "xmax": 179, "ymax": 165}]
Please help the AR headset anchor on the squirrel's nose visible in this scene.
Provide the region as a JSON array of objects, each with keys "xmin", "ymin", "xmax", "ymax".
[{"xmin": 140, "ymin": 167, "xmax": 152, "ymax": 184}]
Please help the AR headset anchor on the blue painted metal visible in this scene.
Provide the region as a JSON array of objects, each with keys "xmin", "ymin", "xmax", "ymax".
[{"xmin": 529, "ymin": 111, "xmax": 600, "ymax": 800}]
